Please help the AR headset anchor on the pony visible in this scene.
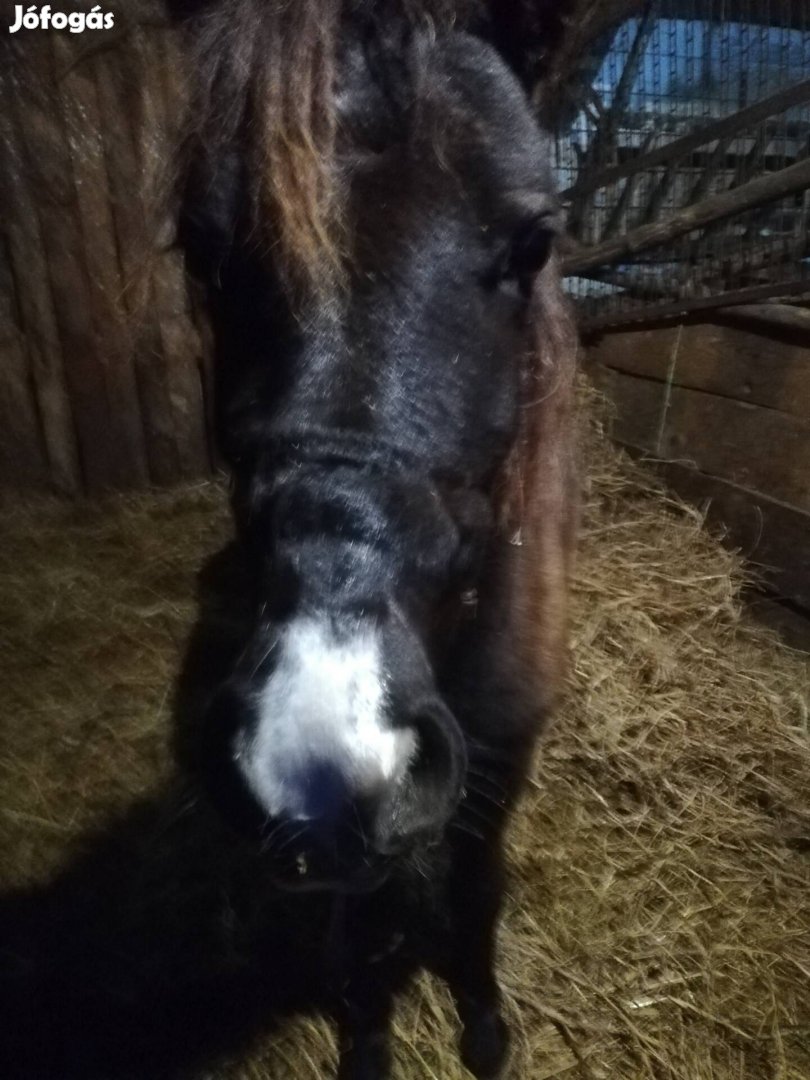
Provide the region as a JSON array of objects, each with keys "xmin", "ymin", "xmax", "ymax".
[{"xmin": 177, "ymin": 1, "xmax": 577, "ymax": 1076}]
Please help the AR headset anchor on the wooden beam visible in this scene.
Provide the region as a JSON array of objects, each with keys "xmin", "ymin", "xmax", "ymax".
[
  {"xmin": 588, "ymin": 323, "xmax": 810, "ymax": 419},
  {"xmin": 579, "ymin": 278, "xmax": 810, "ymax": 331},
  {"xmin": 590, "ymin": 365, "xmax": 810, "ymax": 512},
  {"xmin": 654, "ymin": 460, "xmax": 810, "ymax": 613},
  {"xmin": 714, "ymin": 304, "xmax": 810, "ymax": 337},
  {"xmin": 564, "ymin": 156, "xmax": 810, "ymax": 276},
  {"xmin": 576, "ymin": 230, "xmax": 809, "ymax": 308},
  {"xmin": 563, "ymin": 77, "xmax": 810, "ymax": 200}
]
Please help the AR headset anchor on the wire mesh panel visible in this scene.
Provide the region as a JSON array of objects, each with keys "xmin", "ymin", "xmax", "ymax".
[{"xmin": 556, "ymin": 0, "xmax": 810, "ymax": 329}]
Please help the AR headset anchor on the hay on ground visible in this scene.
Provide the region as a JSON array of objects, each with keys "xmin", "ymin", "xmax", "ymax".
[{"xmin": 0, "ymin": 405, "xmax": 808, "ymax": 1079}]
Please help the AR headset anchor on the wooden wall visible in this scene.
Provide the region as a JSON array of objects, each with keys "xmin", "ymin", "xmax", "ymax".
[
  {"xmin": 587, "ymin": 316, "xmax": 810, "ymax": 612},
  {"xmin": 0, "ymin": 5, "xmax": 212, "ymax": 501}
]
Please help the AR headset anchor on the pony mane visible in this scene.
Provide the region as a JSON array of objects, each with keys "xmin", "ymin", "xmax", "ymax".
[
  {"xmin": 494, "ymin": 255, "xmax": 578, "ymax": 708},
  {"xmin": 183, "ymin": 0, "xmax": 483, "ymax": 307}
]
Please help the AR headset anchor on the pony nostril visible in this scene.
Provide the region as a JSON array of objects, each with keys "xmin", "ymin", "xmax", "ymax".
[
  {"xmin": 409, "ymin": 704, "xmax": 466, "ymax": 800},
  {"xmin": 409, "ymin": 718, "xmax": 452, "ymax": 796},
  {"xmin": 375, "ymin": 699, "xmax": 466, "ymax": 851}
]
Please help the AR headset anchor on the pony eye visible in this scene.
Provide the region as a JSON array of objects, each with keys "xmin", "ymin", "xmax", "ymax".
[
  {"xmin": 507, "ymin": 214, "xmax": 556, "ymax": 280},
  {"xmin": 482, "ymin": 211, "xmax": 558, "ymax": 298}
]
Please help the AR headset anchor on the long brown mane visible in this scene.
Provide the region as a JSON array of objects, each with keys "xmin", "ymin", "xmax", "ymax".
[
  {"xmin": 184, "ymin": 0, "xmax": 482, "ymax": 303},
  {"xmin": 498, "ymin": 256, "xmax": 578, "ymax": 708}
]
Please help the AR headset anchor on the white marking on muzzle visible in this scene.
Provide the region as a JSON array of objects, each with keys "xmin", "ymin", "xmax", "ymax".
[{"xmin": 235, "ymin": 618, "xmax": 415, "ymax": 820}]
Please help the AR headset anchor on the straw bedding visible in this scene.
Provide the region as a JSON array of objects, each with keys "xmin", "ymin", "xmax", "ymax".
[{"xmin": 0, "ymin": 408, "xmax": 808, "ymax": 1079}]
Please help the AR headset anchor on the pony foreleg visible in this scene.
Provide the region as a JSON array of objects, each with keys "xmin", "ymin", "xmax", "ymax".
[
  {"xmin": 336, "ymin": 977, "xmax": 395, "ymax": 1080},
  {"xmin": 444, "ymin": 835, "xmax": 510, "ymax": 1079}
]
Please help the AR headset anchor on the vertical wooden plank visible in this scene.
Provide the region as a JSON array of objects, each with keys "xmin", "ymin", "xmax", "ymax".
[
  {"xmin": 137, "ymin": 22, "xmax": 210, "ymax": 483},
  {"xmin": 7, "ymin": 37, "xmax": 138, "ymax": 493},
  {"xmin": 54, "ymin": 34, "xmax": 150, "ymax": 488},
  {"xmin": 150, "ymin": 246, "xmax": 210, "ymax": 477},
  {"xmin": 94, "ymin": 34, "xmax": 183, "ymax": 484},
  {"xmin": 137, "ymin": 23, "xmax": 202, "ymax": 481},
  {"xmin": 187, "ymin": 278, "xmax": 220, "ymax": 471},
  {"xmin": 0, "ymin": 338, "xmax": 50, "ymax": 495},
  {"xmin": 160, "ymin": 28, "xmax": 216, "ymax": 477},
  {"xmin": 2, "ymin": 6, "xmax": 209, "ymax": 497},
  {"xmin": 158, "ymin": 314, "xmax": 210, "ymax": 477},
  {"xmin": 0, "ymin": 234, "xmax": 17, "ymax": 340},
  {"xmin": 0, "ymin": 215, "xmax": 49, "ymax": 492},
  {"xmin": 0, "ymin": 54, "xmax": 81, "ymax": 495}
]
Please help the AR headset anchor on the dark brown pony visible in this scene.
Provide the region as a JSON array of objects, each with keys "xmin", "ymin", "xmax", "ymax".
[{"xmin": 178, "ymin": 2, "xmax": 577, "ymax": 1076}]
